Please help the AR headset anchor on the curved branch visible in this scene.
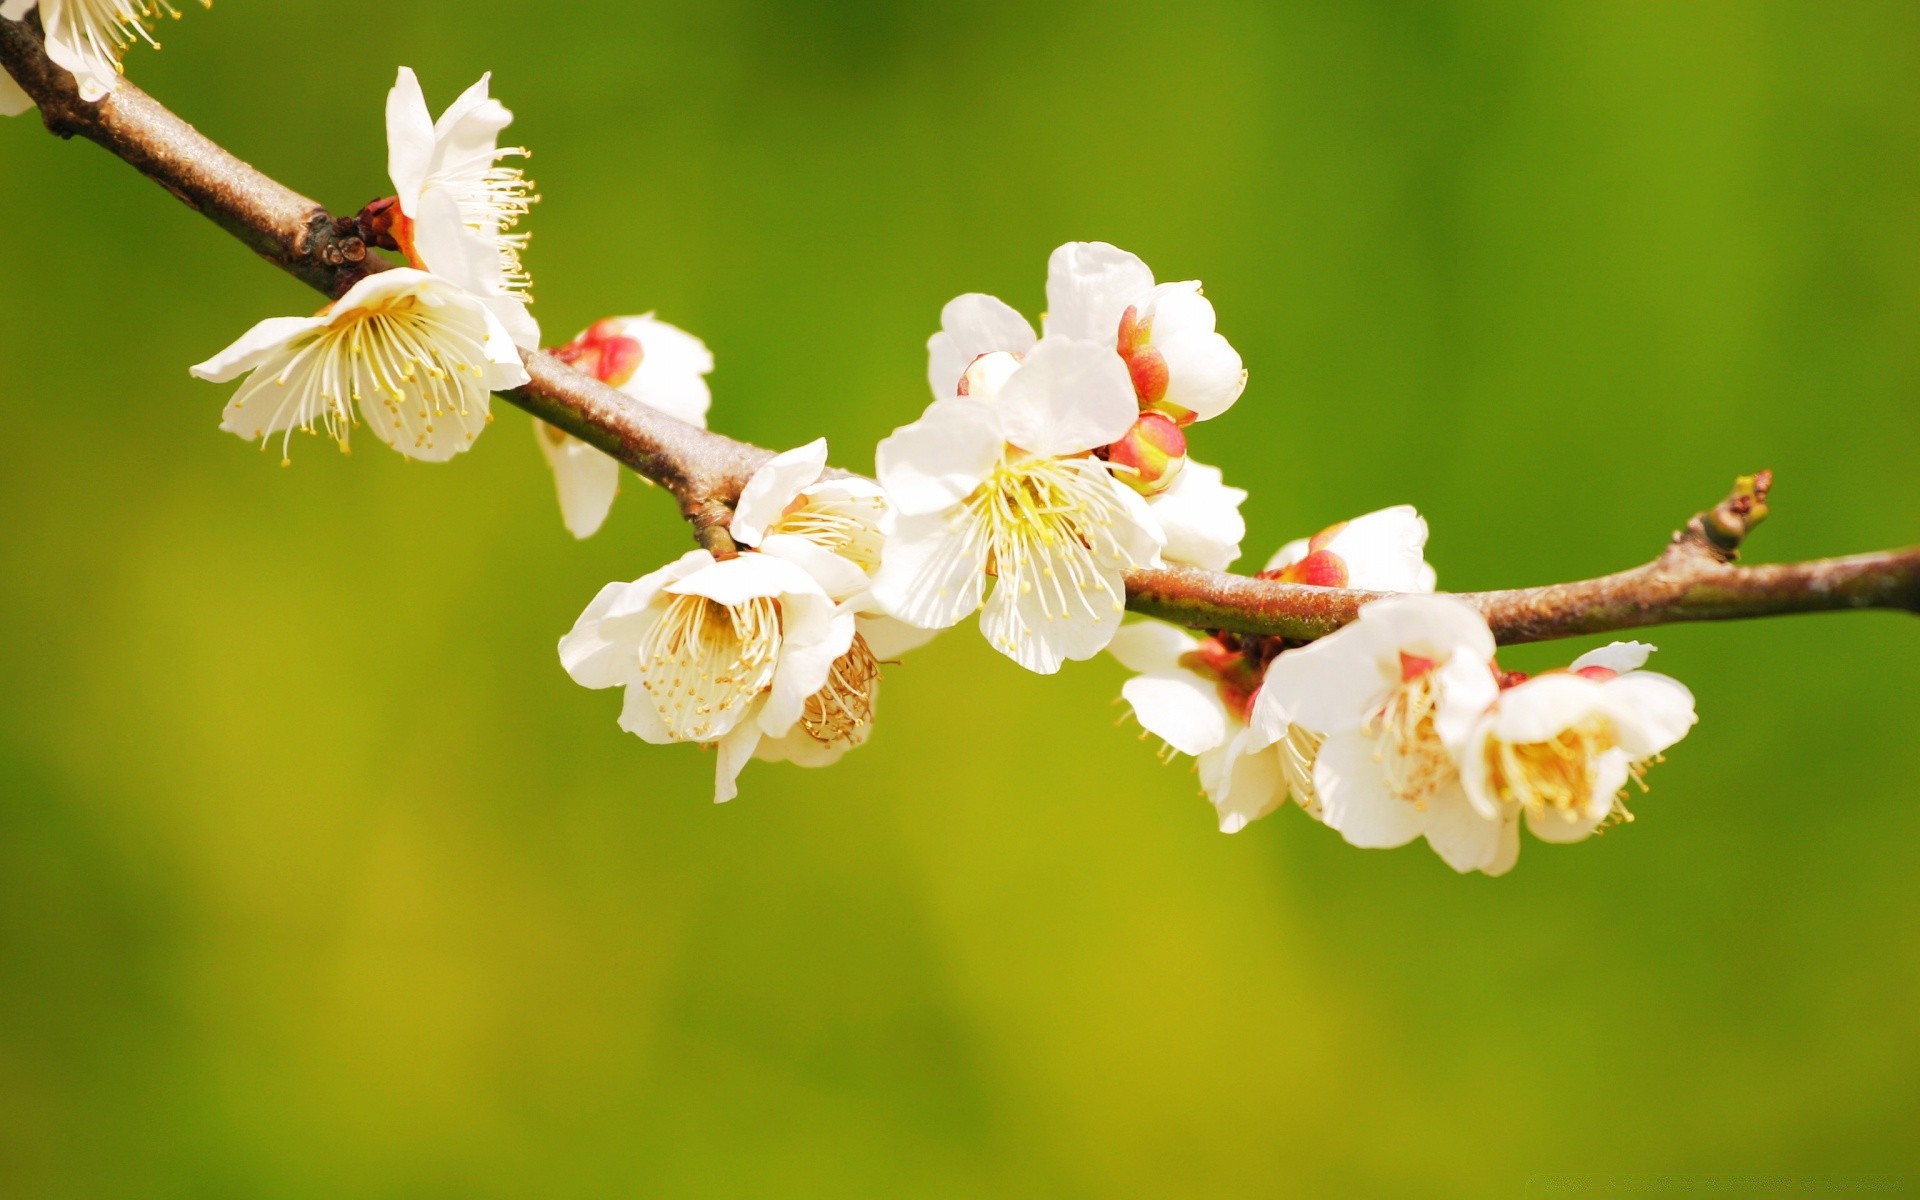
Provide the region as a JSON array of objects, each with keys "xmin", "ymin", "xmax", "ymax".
[{"xmin": 5, "ymin": 21, "xmax": 1915, "ymax": 641}]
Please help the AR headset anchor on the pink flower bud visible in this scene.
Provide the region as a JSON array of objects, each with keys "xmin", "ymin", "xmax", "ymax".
[
  {"xmin": 553, "ymin": 319, "xmax": 646, "ymax": 388},
  {"xmin": 1105, "ymin": 411, "xmax": 1187, "ymax": 494}
]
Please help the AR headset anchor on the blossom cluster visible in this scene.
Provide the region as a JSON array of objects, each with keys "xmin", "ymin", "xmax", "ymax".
[{"xmin": 10, "ymin": 22, "xmax": 1705, "ymax": 874}]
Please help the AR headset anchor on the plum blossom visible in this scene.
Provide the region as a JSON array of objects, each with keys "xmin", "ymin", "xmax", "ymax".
[
  {"xmin": 189, "ymin": 267, "xmax": 527, "ymax": 463},
  {"xmin": 730, "ymin": 438, "xmax": 890, "ymax": 602},
  {"xmin": 1043, "ymin": 241, "xmax": 1247, "ymax": 426},
  {"xmin": 1252, "ymin": 594, "xmax": 1513, "ymax": 874},
  {"xmin": 1263, "ymin": 505, "xmax": 1439, "ymax": 592},
  {"xmin": 384, "ymin": 67, "xmax": 539, "ymax": 350},
  {"xmin": 559, "ymin": 549, "xmax": 856, "ymax": 803},
  {"xmin": 536, "ymin": 314, "xmax": 715, "ymax": 538},
  {"xmin": 0, "ymin": 0, "xmax": 205, "ymax": 113},
  {"xmin": 1116, "ymin": 505, "xmax": 1438, "ymax": 832},
  {"xmin": 1109, "ymin": 623, "xmax": 1305, "ymax": 834},
  {"xmin": 1460, "ymin": 641, "xmax": 1697, "ymax": 847},
  {"xmin": 872, "ymin": 343, "xmax": 1164, "ymax": 673}
]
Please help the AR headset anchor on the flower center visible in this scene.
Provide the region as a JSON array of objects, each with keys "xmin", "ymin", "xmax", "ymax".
[
  {"xmin": 234, "ymin": 291, "xmax": 491, "ymax": 463},
  {"xmin": 1482, "ymin": 716, "xmax": 1631, "ymax": 820},
  {"xmin": 637, "ymin": 593, "xmax": 782, "ymax": 741},
  {"xmin": 1363, "ymin": 666, "xmax": 1455, "ymax": 808},
  {"xmin": 770, "ymin": 492, "xmax": 888, "ymax": 574},
  {"xmin": 962, "ymin": 455, "xmax": 1143, "ymax": 623},
  {"xmin": 800, "ymin": 634, "xmax": 880, "ymax": 747}
]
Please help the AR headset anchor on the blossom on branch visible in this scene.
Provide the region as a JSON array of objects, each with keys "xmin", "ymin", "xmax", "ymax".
[
  {"xmin": 384, "ymin": 66, "xmax": 539, "ymax": 350},
  {"xmin": 1253, "ymin": 594, "xmax": 1512, "ymax": 874},
  {"xmin": 1460, "ymin": 641, "xmax": 1697, "ymax": 846},
  {"xmin": 0, "ymin": 0, "xmax": 204, "ymax": 112},
  {"xmin": 537, "ymin": 314, "xmax": 715, "ymax": 538},
  {"xmin": 1263, "ymin": 505, "xmax": 1438, "ymax": 591},
  {"xmin": 872, "ymin": 343, "xmax": 1164, "ymax": 673},
  {"xmin": 189, "ymin": 267, "xmax": 528, "ymax": 463},
  {"xmin": 1115, "ymin": 505, "xmax": 1438, "ymax": 832}
]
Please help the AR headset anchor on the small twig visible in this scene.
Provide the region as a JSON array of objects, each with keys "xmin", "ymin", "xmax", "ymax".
[{"xmin": 3, "ymin": 22, "xmax": 1915, "ymax": 644}]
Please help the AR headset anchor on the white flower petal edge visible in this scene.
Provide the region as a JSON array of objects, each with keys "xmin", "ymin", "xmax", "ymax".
[
  {"xmin": 1148, "ymin": 459, "xmax": 1248, "ymax": 571},
  {"xmin": 385, "ymin": 66, "xmax": 539, "ymax": 350},
  {"xmin": 926, "ymin": 293, "xmax": 1036, "ymax": 400},
  {"xmin": 536, "ymin": 314, "xmax": 716, "ymax": 539},
  {"xmin": 557, "ymin": 549, "xmax": 856, "ymax": 803},
  {"xmin": 873, "ymin": 347, "xmax": 1164, "ymax": 673},
  {"xmin": 4, "ymin": 0, "xmax": 179, "ymax": 108},
  {"xmin": 1256, "ymin": 594, "xmax": 1509, "ymax": 874},
  {"xmin": 1107, "ymin": 620, "xmax": 1301, "ymax": 834},
  {"xmin": 1459, "ymin": 643, "xmax": 1697, "ymax": 845},
  {"xmin": 1266, "ymin": 505, "xmax": 1438, "ymax": 593},
  {"xmin": 729, "ymin": 438, "xmax": 891, "ymax": 603},
  {"xmin": 190, "ymin": 268, "xmax": 527, "ymax": 463}
]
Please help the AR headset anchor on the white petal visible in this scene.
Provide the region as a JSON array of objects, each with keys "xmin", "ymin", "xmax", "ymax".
[
  {"xmin": 1571, "ymin": 641, "xmax": 1657, "ymax": 675},
  {"xmin": 1255, "ymin": 629, "xmax": 1393, "ymax": 739},
  {"xmin": 1148, "ymin": 460, "xmax": 1247, "ymax": 572},
  {"xmin": 1357, "ymin": 593, "xmax": 1496, "ymax": 666},
  {"xmin": 1456, "ymin": 720, "xmax": 1501, "ymax": 821},
  {"xmin": 1201, "ymin": 734, "xmax": 1285, "ymax": 834},
  {"xmin": 616, "ymin": 671, "xmax": 676, "ymax": 745},
  {"xmin": 430, "ymin": 72, "xmax": 513, "ymax": 169},
  {"xmin": 615, "ymin": 315, "xmax": 713, "ymax": 426},
  {"xmin": 987, "ymin": 563, "xmax": 1127, "ymax": 674},
  {"xmin": 1482, "ymin": 813, "xmax": 1522, "ymax": 876},
  {"xmin": 0, "ymin": 1, "xmax": 36, "ymax": 22},
  {"xmin": 411, "ymin": 187, "xmax": 494, "ymax": 294},
  {"xmin": 535, "ymin": 423, "xmax": 620, "ymax": 539},
  {"xmin": 759, "ymin": 534, "xmax": 871, "ymax": 602},
  {"xmin": 762, "ymin": 599, "xmax": 856, "ymax": 735},
  {"xmin": 1122, "ymin": 672, "xmax": 1231, "ymax": 757},
  {"xmin": 1421, "ymin": 784, "xmax": 1507, "ymax": 874},
  {"xmin": 669, "ymin": 550, "xmax": 823, "ymax": 608},
  {"xmin": 995, "ymin": 337, "xmax": 1137, "ymax": 457},
  {"xmin": 927, "ymin": 293, "xmax": 1036, "ymax": 399},
  {"xmin": 732, "ymin": 438, "xmax": 828, "ymax": 546},
  {"xmin": 1602, "ymin": 672, "xmax": 1698, "ymax": 758},
  {"xmin": 754, "ymin": 721, "xmax": 854, "ymax": 768},
  {"xmin": 558, "ymin": 581, "xmax": 653, "ymax": 689},
  {"xmin": 1431, "ymin": 648, "xmax": 1501, "ymax": 754},
  {"xmin": 1313, "ymin": 729, "xmax": 1423, "ymax": 849},
  {"xmin": 1157, "ymin": 330, "xmax": 1246, "ymax": 422},
  {"xmin": 189, "ymin": 316, "xmax": 329, "ymax": 383},
  {"xmin": 874, "ymin": 396, "xmax": 1002, "ymax": 518},
  {"xmin": 1144, "ymin": 281, "xmax": 1216, "ymax": 337},
  {"xmin": 869, "ymin": 511, "xmax": 990, "ymax": 631},
  {"xmin": 1323, "ymin": 506, "xmax": 1435, "ymax": 593},
  {"xmin": 712, "ymin": 717, "xmax": 763, "ymax": 803},
  {"xmin": 385, "ymin": 67, "xmax": 437, "ymax": 205},
  {"xmin": 482, "ymin": 294, "xmax": 541, "ymax": 355},
  {"xmin": 39, "ymin": 6, "xmax": 119, "ymax": 103},
  {"xmin": 1106, "ymin": 620, "xmax": 1200, "ymax": 674},
  {"xmin": 853, "ymin": 612, "xmax": 938, "ymax": 660},
  {"xmin": 1526, "ymin": 803, "xmax": 1605, "ymax": 845},
  {"xmin": 1488, "ymin": 674, "xmax": 1607, "ymax": 744},
  {"xmin": 1043, "ymin": 241, "xmax": 1154, "ymax": 342}
]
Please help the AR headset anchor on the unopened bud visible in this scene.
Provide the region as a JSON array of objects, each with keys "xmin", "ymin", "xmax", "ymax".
[
  {"xmin": 553, "ymin": 318, "xmax": 646, "ymax": 388},
  {"xmin": 1106, "ymin": 411, "xmax": 1187, "ymax": 494}
]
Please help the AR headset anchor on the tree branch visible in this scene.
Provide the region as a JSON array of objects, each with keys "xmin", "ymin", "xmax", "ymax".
[{"xmin": 5, "ymin": 21, "xmax": 1915, "ymax": 641}]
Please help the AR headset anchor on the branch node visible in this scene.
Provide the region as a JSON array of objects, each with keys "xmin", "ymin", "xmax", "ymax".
[{"xmin": 1682, "ymin": 470, "xmax": 1773, "ymax": 564}]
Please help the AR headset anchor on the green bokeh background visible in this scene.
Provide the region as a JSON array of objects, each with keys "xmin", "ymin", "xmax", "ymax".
[{"xmin": 4, "ymin": 2, "xmax": 1919, "ymax": 1195}]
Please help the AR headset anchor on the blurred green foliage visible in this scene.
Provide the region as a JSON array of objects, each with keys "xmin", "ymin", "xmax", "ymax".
[{"xmin": 3, "ymin": 1, "xmax": 1919, "ymax": 1195}]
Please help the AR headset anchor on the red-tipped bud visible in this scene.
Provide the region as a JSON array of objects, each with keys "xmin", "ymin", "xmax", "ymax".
[
  {"xmin": 1106, "ymin": 411, "xmax": 1187, "ymax": 494},
  {"xmin": 1268, "ymin": 549, "xmax": 1349, "ymax": 587},
  {"xmin": 553, "ymin": 320, "xmax": 646, "ymax": 389}
]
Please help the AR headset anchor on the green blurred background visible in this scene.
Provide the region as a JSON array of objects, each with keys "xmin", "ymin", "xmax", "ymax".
[{"xmin": 3, "ymin": 1, "xmax": 1918, "ymax": 1195}]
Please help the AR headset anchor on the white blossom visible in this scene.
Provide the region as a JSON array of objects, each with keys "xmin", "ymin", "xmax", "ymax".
[
  {"xmin": 189, "ymin": 267, "xmax": 527, "ymax": 463},
  {"xmin": 1264, "ymin": 504, "xmax": 1439, "ymax": 592},
  {"xmin": 1, "ymin": 0, "xmax": 202, "ymax": 112},
  {"xmin": 1146, "ymin": 459, "xmax": 1248, "ymax": 572},
  {"xmin": 385, "ymin": 66, "xmax": 539, "ymax": 350},
  {"xmin": 1044, "ymin": 241, "xmax": 1246, "ymax": 424},
  {"xmin": 872, "ymin": 344, "xmax": 1164, "ymax": 673},
  {"xmin": 1252, "ymin": 594, "xmax": 1513, "ymax": 874},
  {"xmin": 559, "ymin": 549, "xmax": 856, "ymax": 803},
  {"xmin": 536, "ymin": 314, "xmax": 715, "ymax": 539},
  {"xmin": 1109, "ymin": 622, "xmax": 1306, "ymax": 834},
  {"xmin": 1460, "ymin": 641, "xmax": 1697, "ymax": 846}
]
